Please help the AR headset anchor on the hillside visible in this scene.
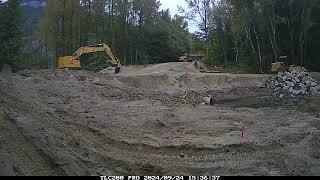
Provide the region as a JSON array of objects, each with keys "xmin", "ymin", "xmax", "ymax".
[
  {"xmin": 21, "ymin": 0, "xmax": 46, "ymax": 37},
  {"xmin": 0, "ymin": 0, "xmax": 46, "ymax": 37},
  {"xmin": 0, "ymin": 0, "xmax": 46, "ymax": 8},
  {"xmin": 20, "ymin": 0, "xmax": 45, "ymax": 8}
]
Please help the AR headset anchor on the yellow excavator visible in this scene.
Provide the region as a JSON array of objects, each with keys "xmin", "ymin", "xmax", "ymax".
[
  {"xmin": 271, "ymin": 56, "xmax": 306, "ymax": 73},
  {"xmin": 58, "ymin": 43, "xmax": 121, "ymax": 73}
]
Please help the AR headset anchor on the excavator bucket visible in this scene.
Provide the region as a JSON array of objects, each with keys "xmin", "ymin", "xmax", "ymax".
[
  {"xmin": 58, "ymin": 56, "xmax": 81, "ymax": 69},
  {"xmin": 271, "ymin": 62, "xmax": 285, "ymax": 73}
]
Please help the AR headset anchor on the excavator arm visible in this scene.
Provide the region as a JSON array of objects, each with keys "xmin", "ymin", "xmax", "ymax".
[
  {"xmin": 58, "ymin": 43, "xmax": 121, "ymax": 73},
  {"xmin": 72, "ymin": 43, "xmax": 120, "ymax": 66}
]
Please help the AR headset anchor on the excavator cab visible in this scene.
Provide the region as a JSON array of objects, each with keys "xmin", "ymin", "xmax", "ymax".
[
  {"xmin": 58, "ymin": 43, "xmax": 122, "ymax": 74},
  {"xmin": 58, "ymin": 56, "xmax": 81, "ymax": 69}
]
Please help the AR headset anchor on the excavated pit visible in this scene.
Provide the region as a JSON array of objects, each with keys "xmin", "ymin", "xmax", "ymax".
[
  {"xmin": 109, "ymin": 62, "xmax": 269, "ymax": 92},
  {"xmin": 115, "ymin": 73, "xmax": 269, "ymax": 91}
]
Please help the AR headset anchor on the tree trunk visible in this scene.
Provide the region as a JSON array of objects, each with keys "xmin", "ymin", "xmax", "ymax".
[
  {"xmin": 240, "ymin": 40, "xmax": 243, "ymax": 57},
  {"xmin": 111, "ymin": 0, "xmax": 115, "ymax": 50},
  {"xmin": 299, "ymin": 8, "xmax": 307, "ymax": 67},
  {"xmin": 76, "ymin": 9, "xmax": 80, "ymax": 47},
  {"xmin": 300, "ymin": 32, "xmax": 304, "ymax": 67},
  {"xmin": 87, "ymin": 0, "xmax": 91, "ymax": 45},
  {"xmin": 270, "ymin": 1, "xmax": 278, "ymax": 62},
  {"xmin": 287, "ymin": 17, "xmax": 295, "ymax": 65},
  {"xmin": 138, "ymin": 10, "xmax": 143, "ymax": 64},
  {"xmin": 235, "ymin": 41, "xmax": 239, "ymax": 63},
  {"xmin": 61, "ymin": 0, "xmax": 67, "ymax": 55},
  {"xmin": 45, "ymin": 33, "xmax": 48, "ymax": 68},
  {"xmin": 245, "ymin": 26, "xmax": 256, "ymax": 54},
  {"xmin": 268, "ymin": 26, "xmax": 276, "ymax": 62},
  {"xmin": 56, "ymin": 21, "xmax": 59, "ymax": 62},
  {"xmin": 123, "ymin": 2, "xmax": 128, "ymax": 65},
  {"xmin": 253, "ymin": 25, "xmax": 263, "ymax": 73},
  {"xmin": 220, "ymin": 30, "xmax": 227, "ymax": 65},
  {"xmin": 135, "ymin": 42, "xmax": 139, "ymax": 64},
  {"xmin": 71, "ymin": 9, "xmax": 74, "ymax": 52}
]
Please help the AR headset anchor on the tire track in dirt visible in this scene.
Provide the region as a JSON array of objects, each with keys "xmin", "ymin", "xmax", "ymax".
[
  {"xmin": 51, "ymin": 108, "xmax": 288, "ymax": 176},
  {"xmin": 0, "ymin": 87, "xmax": 165, "ymax": 175},
  {"xmin": 2, "ymin": 71, "xmax": 320, "ymax": 175},
  {"xmin": 0, "ymin": 110, "xmax": 67, "ymax": 176},
  {"xmin": 0, "ymin": 86, "xmax": 285, "ymax": 175}
]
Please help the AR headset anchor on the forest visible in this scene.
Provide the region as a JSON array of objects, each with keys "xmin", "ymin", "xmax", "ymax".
[{"xmin": 0, "ymin": 0, "xmax": 320, "ymax": 73}]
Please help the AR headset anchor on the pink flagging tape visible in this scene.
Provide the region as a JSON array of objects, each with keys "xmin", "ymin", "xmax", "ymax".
[
  {"xmin": 241, "ymin": 126, "xmax": 244, "ymax": 138},
  {"xmin": 241, "ymin": 126, "xmax": 255, "ymax": 144}
]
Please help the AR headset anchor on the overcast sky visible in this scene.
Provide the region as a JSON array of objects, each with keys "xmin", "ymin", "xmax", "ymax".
[
  {"xmin": 160, "ymin": 0, "xmax": 187, "ymax": 15},
  {"xmin": 159, "ymin": 0, "xmax": 197, "ymax": 32}
]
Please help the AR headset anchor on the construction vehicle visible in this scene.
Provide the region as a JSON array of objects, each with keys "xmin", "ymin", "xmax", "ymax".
[
  {"xmin": 179, "ymin": 53, "xmax": 205, "ymax": 62},
  {"xmin": 271, "ymin": 56, "xmax": 306, "ymax": 73},
  {"xmin": 58, "ymin": 43, "xmax": 121, "ymax": 73},
  {"xmin": 271, "ymin": 62, "xmax": 285, "ymax": 73},
  {"xmin": 271, "ymin": 63, "xmax": 306, "ymax": 73}
]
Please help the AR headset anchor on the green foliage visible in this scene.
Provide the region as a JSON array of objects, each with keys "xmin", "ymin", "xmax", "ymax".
[
  {"xmin": 184, "ymin": 0, "xmax": 320, "ymax": 73},
  {"xmin": 0, "ymin": 1, "xmax": 4, "ymax": 65},
  {"xmin": 81, "ymin": 53, "xmax": 109, "ymax": 72},
  {"xmin": 145, "ymin": 11, "xmax": 191, "ymax": 64},
  {"xmin": 22, "ymin": 6, "xmax": 45, "ymax": 37},
  {"xmin": 2, "ymin": 0, "xmax": 319, "ymax": 73},
  {"xmin": 37, "ymin": 0, "xmax": 192, "ymax": 71},
  {"xmin": 0, "ymin": 0, "xmax": 24, "ymax": 71}
]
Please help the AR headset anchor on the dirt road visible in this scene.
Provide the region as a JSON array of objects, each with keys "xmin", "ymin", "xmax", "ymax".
[{"xmin": 0, "ymin": 63, "xmax": 320, "ymax": 176}]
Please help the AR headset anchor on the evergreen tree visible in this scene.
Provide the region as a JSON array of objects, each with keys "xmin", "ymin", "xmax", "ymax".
[
  {"xmin": 37, "ymin": 0, "xmax": 191, "ymax": 70},
  {"xmin": 0, "ymin": 0, "xmax": 4, "ymax": 66},
  {"xmin": 2, "ymin": 0, "xmax": 24, "ymax": 71},
  {"xmin": 34, "ymin": 0, "xmax": 320, "ymax": 72}
]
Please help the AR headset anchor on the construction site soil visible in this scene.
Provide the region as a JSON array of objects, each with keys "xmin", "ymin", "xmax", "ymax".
[{"xmin": 0, "ymin": 62, "xmax": 320, "ymax": 176}]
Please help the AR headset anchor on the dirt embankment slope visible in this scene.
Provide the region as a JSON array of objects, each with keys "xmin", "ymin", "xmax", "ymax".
[
  {"xmin": 0, "ymin": 63, "xmax": 320, "ymax": 176},
  {"xmin": 106, "ymin": 62, "xmax": 270, "ymax": 92}
]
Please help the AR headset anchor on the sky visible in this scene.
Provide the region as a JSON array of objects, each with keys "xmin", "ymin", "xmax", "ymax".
[
  {"xmin": 159, "ymin": 0, "xmax": 198, "ymax": 32},
  {"xmin": 160, "ymin": 0, "xmax": 187, "ymax": 15}
]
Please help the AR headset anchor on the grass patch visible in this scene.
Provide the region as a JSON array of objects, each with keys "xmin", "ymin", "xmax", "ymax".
[
  {"xmin": 305, "ymin": 97, "xmax": 320, "ymax": 113},
  {"xmin": 221, "ymin": 96, "xmax": 320, "ymax": 114},
  {"xmin": 227, "ymin": 96, "xmax": 283, "ymax": 109}
]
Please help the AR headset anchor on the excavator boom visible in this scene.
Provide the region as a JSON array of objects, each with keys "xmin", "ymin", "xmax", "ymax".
[{"xmin": 58, "ymin": 43, "xmax": 121, "ymax": 73}]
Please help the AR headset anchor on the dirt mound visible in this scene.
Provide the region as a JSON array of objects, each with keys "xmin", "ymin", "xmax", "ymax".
[
  {"xmin": 106, "ymin": 62, "xmax": 269, "ymax": 92},
  {"xmin": 115, "ymin": 72, "xmax": 269, "ymax": 92},
  {"xmin": 100, "ymin": 62, "xmax": 208, "ymax": 75}
]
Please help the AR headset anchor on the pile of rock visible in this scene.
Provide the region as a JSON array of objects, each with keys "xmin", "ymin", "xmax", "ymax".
[{"xmin": 265, "ymin": 71, "xmax": 320, "ymax": 96}]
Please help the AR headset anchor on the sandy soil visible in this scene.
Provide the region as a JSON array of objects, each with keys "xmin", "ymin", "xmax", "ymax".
[{"xmin": 0, "ymin": 62, "xmax": 320, "ymax": 176}]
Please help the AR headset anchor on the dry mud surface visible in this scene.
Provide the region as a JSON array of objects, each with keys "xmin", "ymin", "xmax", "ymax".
[{"xmin": 0, "ymin": 62, "xmax": 320, "ymax": 176}]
